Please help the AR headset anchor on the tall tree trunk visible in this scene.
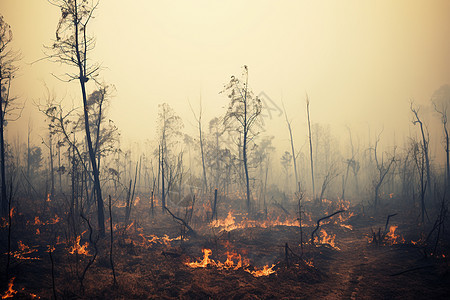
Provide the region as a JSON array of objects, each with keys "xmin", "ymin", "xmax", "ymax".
[
  {"xmin": 306, "ymin": 95, "xmax": 315, "ymax": 201},
  {"xmin": 0, "ymin": 81, "xmax": 6, "ymax": 216},
  {"xmin": 74, "ymin": 10, "xmax": 104, "ymax": 235}
]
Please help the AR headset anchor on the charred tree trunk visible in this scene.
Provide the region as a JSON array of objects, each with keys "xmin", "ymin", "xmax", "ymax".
[{"xmin": 306, "ymin": 95, "xmax": 315, "ymax": 201}]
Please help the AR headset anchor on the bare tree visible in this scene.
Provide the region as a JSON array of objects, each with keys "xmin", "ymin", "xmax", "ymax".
[
  {"xmin": 372, "ymin": 132, "xmax": 396, "ymax": 209},
  {"xmin": 0, "ymin": 15, "xmax": 21, "ymax": 215},
  {"xmin": 223, "ymin": 66, "xmax": 262, "ymax": 213},
  {"xmin": 283, "ymin": 103, "xmax": 299, "ymax": 192},
  {"xmin": 48, "ymin": 0, "xmax": 105, "ymax": 235},
  {"xmin": 432, "ymin": 88, "xmax": 450, "ymax": 189},
  {"xmin": 410, "ymin": 102, "xmax": 431, "ymax": 201},
  {"xmin": 306, "ymin": 94, "xmax": 315, "ymax": 201},
  {"xmin": 157, "ymin": 103, "xmax": 183, "ymax": 211}
]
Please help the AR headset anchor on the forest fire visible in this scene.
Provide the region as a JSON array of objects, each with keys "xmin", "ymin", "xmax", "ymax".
[{"xmin": 0, "ymin": 2, "xmax": 449, "ymax": 298}]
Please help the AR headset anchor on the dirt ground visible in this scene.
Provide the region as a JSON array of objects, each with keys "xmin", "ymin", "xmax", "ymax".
[{"xmin": 1, "ymin": 198, "xmax": 449, "ymax": 299}]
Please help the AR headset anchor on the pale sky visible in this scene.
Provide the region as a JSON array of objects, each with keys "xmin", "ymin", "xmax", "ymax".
[{"xmin": 1, "ymin": 0, "xmax": 450, "ymax": 155}]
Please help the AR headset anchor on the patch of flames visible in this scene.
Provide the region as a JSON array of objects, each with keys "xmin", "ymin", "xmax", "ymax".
[
  {"xmin": 314, "ymin": 229, "xmax": 340, "ymax": 250},
  {"xmin": 385, "ymin": 225, "xmax": 405, "ymax": 245},
  {"xmin": 1, "ymin": 277, "xmax": 17, "ymax": 299},
  {"xmin": 185, "ymin": 248, "xmax": 276, "ymax": 277},
  {"xmin": 68, "ymin": 231, "xmax": 90, "ymax": 256},
  {"xmin": 11, "ymin": 241, "xmax": 40, "ymax": 260}
]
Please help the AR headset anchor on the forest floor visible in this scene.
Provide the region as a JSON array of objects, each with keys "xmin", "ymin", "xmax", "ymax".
[{"xmin": 1, "ymin": 197, "xmax": 449, "ymax": 299}]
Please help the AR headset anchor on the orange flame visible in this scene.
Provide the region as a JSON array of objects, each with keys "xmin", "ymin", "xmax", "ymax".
[
  {"xmin": 385, "ymin": 225, "xmax": 405, "ymax": 245},
  {"xmin": 245, "ymin": 264, "xmax": 276, "ymax": 277},
  {"xmin": 186, "ymin": 248, "xmax": 213, "ymax": 268},
  {"xmin": 46, "ymin": 193, "xmax": 51, "ymax": 202},
  {"xmin": 1, "ymin": 277, "xmax": 17, "ymax": 299},
  {"xmin": 314, "ymin": 229, "xmax": 340, "ymax": 250},
  {"xmin": 12, "ymin": 241, "xmax": 39, "ymax": 260},
  {"xmin": 185, "ymin": 249, "xmax": 275, "ymax": 277},
  {"xmin": 69, "ymin": 232, "xmax": 90, "ymax": 256}
]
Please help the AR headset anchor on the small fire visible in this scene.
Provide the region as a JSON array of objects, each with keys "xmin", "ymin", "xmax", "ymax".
[
  {"xmin": 134, "ymin": 196, "xmax": 140, "ymax": 206},
  {"xmin": 49, "ymin": 214, "xmax": 60, "ymax": 224},
  {"xmin": 314, "ymin": 229, "xmax": 340, "ymax": 250},
  {"xmin": 246, "ymin": 264, "xmax": 276, "ymax": 277},
  {"xmin": 1, "ymin": 277, "xmax": 17, "ymax": 299},
  {"xmin": 138, "ymin": 234, "xmax": 183, "ymax": 248},
  {"xmin": 385, "ymin": 225, "xmax": 405, "ymax": 245},
  {"xmin": 186, "ymin": 248, "xmax": 213, "ymax": 268},
  {"xmin": 339, "ymin": 224, "xmax": 353, "ymax": 230},
  {"xmin": 304, "ymin": 259, "xmax": 314, "ymax": 267},
  {"xmin": 69, "ymin": 232, "xmax": 90, "ymax": 256},
  {"xmin": 185, "ymin": 249, "xmax": 276, "ymax": 277},
  {"xmin": 46, "ymin": 193, "xmax": 51, "ymax": 202},
  {"xmin": 11, "ymin": 241, "xmax": 39, "ymax": 260},
  {"xmin": 211, "ymin": 210, "xmax": 305, "ymax": 231}
]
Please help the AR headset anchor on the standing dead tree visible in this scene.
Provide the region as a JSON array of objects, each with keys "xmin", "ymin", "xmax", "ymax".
[
  {"xmin": 47, "ymin": 0, "xmax": 105, "ymax": 235},
  {"xmin": 283, "ymin": 103, "xmax": 299, "ymax": 192},
  {"xmin": 371, "ymin": 132, "xmax": 396, "ymax": 209},
  {"xmin": 433, "ymin": 101, "xmax": 450, "ymax": 189},
  {"xmin": 410, "ymin": 103, "xmax": 432, "ymax": 201},
  {"xmin": 0, "ymin": 15, "xmax": 21, "ymax": 216},
  {"xmin": 223, "ymin": 66, "xmax": 262, "ymax": 213},
  {"xmin": 306, "ymin": 94, "xmax": 315, "ymax": 201}
]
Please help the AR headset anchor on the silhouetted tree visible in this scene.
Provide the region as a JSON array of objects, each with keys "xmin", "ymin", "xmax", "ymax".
[
  {"xmin": 0, "ymin": 15, "xmax": 21, "ymax": 216},
  {"xmin": 48, "ymin": 0, "xmax": 105, "ymax": 235},
  {"xmin": 223, "ymin": 66, "xmax": 262, "ymax": 213}
]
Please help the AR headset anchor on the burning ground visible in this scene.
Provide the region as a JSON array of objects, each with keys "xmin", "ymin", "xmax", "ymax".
[{"xmin": 0, "ymin": 195, "xmax": 449, "ymax": 299}]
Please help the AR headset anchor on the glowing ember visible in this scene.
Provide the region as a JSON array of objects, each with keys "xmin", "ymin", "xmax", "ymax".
[
  {"xmin": 46, "ymin": 193, "xmax": 51, "ymax": 202},
  {"xmin": 1, "ymin": 277, "xmax": 17, "ymax": 299},
  {"xmin": 339, "ymin": 224, "xmax": 353, "ymax": 230}
]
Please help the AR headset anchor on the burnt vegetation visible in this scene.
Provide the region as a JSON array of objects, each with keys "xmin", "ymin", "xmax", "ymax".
[{"xmin": 1, "ymin": 2, "xmax": 450, "ymax": 299}]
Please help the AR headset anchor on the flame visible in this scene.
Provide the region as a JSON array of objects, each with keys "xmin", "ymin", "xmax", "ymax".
[
  {"xmin": 245, "ymin": 264, "xmax": 276, "ymax": 277},
  {"xmin": 134, "ymin": 196, "xmax": 140, "ymax": 206},
  {"xmin": 385, "ymin": 225, "xmax": 405, "ymax": 245},
  {"xmin": 137, "ymin": 234, "xmax": 183, "ymax": 248},
  {"xmin": 339, "ymin": 224, "xmax": 353, "ymax": 230},
  {"xmin": 185, "ymin": 249, "xmax": 275, "ymax": 277},
  {"xmin": 69, "ymin": 231, "xmax": 90, "ymax": 256},
  {"xmin": 186, "ymin": 248, "xmax": 213, "ymax": 268},
  {"xmin": 36, "ymin": 229, "xmax": 40, "ymax": 235},
  {"xmin": 11, "ymin": 241, "xmax": 39, "ymax": 260},
  {"xmin": 314, "ymin": 229, "xmax": 340, "ymax": 250},
  {"xmin": 211, "ymin": 210, "xmax": 306, "ymax": 231},
  {"xmin": 46, "ymin": 193, "xmax": 51, "ymax": 202},
  {"xmin": 304, "ymin": 259, "xmax": 314, "ymax": 267},
  {"xmin": 9, "ymin": 207, "xmax": 15, "ymax": 218},
  {"xmin": 1, "ymin": 277, "xmax": 17, "ymax": 299},
  {"xmin": 49, "ymin": 214, "xmax": 60, "ymax": 224},
  {"xmin": 389, "ymin": 193, "xmax": 394, "ymax": 199}
]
